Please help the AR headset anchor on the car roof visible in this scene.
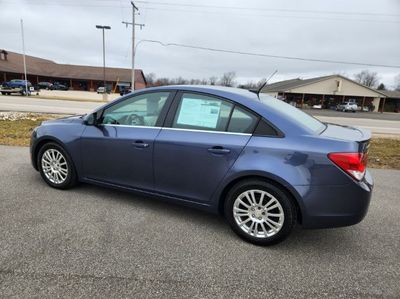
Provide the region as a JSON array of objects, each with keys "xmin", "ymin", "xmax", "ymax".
[{"xmin": 139, "ymin": 85, "xmax": 313, "ymax": 135}]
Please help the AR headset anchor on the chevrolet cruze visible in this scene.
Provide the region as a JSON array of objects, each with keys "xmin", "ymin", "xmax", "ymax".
[{"xmin": 30, "ymin": 86, "xmax": 373, "ymax": 245}]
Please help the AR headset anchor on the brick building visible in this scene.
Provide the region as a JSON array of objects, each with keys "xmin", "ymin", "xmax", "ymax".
[{"xmin": 0, "ymin": 49, "xmax": 146, "ymax": 92}]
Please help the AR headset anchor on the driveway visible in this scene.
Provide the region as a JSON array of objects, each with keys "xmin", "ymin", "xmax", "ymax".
[{"xmin": 0, "ymin": 146, "xmax": 399, "ymax": 298}]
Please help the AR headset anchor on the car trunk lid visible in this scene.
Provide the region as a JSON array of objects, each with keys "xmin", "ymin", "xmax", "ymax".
[{"xmin": 321, "ymin": 123, "xmax": 370, "ymax": 153}]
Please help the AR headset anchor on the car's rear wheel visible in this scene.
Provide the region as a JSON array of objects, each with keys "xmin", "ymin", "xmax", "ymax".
[
  {"xmin": 37, "ymin": 143, "xmax": 77, "ymax": 189},
  {"xmin": 224, "ymin": 180, "xmax": 296, "ymax": 246}
]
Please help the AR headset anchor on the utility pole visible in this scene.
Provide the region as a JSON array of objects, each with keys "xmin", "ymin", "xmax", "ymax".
[
  {"xmin": 20, "ymin": 19, "xmax": 28, "ymax": 96},
  {"xmin": 95, "ymin": 25, "xmax": 111, "ymax": 101},
  {"xmin": 122, "ymin": 1, "xmax": 144, "ymax": 91}
]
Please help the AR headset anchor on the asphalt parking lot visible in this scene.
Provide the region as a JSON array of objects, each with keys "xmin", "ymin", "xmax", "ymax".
[{"xmin": 0, "ymin": 146, "xmax": 399, "ymax": 298}]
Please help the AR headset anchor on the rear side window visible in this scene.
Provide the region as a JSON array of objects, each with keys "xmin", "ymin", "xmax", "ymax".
[
  {"xmin": 227, "ymin": 107, "xmax": 258, "ymax": 134},
  {"xmin": 259, "ymin": 95, "xmax": 326, "ymax": 134},
  {"xmin": 172, "ymin": 93, "xmax": 233, "ymax": 131}
]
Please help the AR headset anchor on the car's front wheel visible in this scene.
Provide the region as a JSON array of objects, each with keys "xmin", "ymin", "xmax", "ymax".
[
  {"xmin": 224, "ymin": 180, "xmax": 297, "ymax": 246},
  {"xmin": 37, "ymin": 143, "xmax": 77, "ymax": 189}
]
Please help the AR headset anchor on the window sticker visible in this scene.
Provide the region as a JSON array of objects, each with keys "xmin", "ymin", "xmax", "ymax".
[{"xmin": 177, "ymin": 98, "xmax": 221, "ymax": 128}]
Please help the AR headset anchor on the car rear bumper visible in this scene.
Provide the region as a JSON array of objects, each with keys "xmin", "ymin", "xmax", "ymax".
[{"xmin": 296, "ymin": 170, "xmax": 373, "ymax": 229}]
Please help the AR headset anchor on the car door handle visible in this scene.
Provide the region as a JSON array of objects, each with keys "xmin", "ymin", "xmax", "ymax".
[
  {"xmin": 132, "ymin": 141, "xmax": 149, "ymax": 148},
  {"xmin": 208, "ymin": 146, "xmax": 231, "ymax": 154}
]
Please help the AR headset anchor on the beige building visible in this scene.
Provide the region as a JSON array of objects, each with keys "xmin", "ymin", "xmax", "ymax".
[{"xmin": 261, "ymin": 75, "xmax": 387, "ymax": 112}]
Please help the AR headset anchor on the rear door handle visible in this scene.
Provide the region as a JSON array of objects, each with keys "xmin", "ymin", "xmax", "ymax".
[
  {"xmin": 132, "ymin": 140, "xmax": 149, "ymax": 148},
  {"xmin": 208, "ymin": 146, "xmax": 231, "ymax": 154}
]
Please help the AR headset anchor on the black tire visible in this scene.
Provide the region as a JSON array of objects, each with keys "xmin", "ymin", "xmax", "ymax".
[
  {"xmin": 224, "ymin": 179, "xmax": 297, "ymax": 246},
  {"xmin": 37, "ymin": 142, "xmax": 77, "ymax": 189}
]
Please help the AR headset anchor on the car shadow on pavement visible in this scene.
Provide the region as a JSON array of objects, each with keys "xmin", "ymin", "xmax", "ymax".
[
  {"xmin": 65, "ymin": 182, "xmax": 360, "ymax": 250},
  {"xmin": 72, "ymin": 182, "xmax": 229, "ymax": 229}
]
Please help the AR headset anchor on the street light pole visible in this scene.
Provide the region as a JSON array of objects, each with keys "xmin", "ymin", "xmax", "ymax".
[
  {"xmin": 96, "ymin": 25, "xmax": 111, "ymax": 101},
  {"xmin": 20, "ymin": 19, "xmax": 28, "ymax": 96}
]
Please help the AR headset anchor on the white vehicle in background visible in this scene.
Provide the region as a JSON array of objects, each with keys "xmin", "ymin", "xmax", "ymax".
[{"xmin": 336, "ymin": 99, "xmax": 358, "ymax": 113}]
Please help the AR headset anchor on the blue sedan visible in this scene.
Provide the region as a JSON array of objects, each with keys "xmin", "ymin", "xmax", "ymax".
[{"xmin": 30, "ymin": 86, "xmax": 373, "ymax": 245}]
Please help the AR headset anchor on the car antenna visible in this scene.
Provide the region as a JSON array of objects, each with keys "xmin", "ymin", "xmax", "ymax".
[{"xmin": 251, "ymin": 70, "xmax": 278, "ymax": 100}]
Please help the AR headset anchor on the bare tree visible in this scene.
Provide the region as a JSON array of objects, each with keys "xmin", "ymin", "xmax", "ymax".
[
  {"xmin": 219, "ymin": 71, "xmax": 236, "ymax": 87},
  {"xmin": 189, "ymin": 78, "xmax": 201, "ymax": 85},
  {"xmin": 173, "ymin": 76, "xmax": 188, "ymax": 85},
  {"xmin": 238, "ymin": 81, "xmax": 258, "ymax": 90},
  {"xmin": 145, "ymin": 72, "xmax": 156, "ymax": 86},
  {"xmin": 208, "ymin": 76, "xmax": 218, "ymax": 85},
  {"xmin": 354, "ymin": 70, "xmax": 379, "ymax": 88},
  {"xmin": 238, "ymin": 78, "xmax": 269, "ymax": 90},
  {"xmin": 154, "ymin": 77, "xmax": 170, "ymax": 86},
  {"xmin": 395, "ymin": 74, "xmax": 400, "ymax": 91},
  {"xmin": 200, "ymin": 78, "xmax": 208, "ymax": 85}
]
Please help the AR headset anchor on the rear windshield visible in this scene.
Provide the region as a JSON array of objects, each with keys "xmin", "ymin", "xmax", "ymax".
[{"xmin": 259, "ymin": 95, "xmax": 326, "ymax": 134}]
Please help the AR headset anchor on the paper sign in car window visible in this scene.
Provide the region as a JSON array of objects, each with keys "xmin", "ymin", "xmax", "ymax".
[{"xmin": 177, "ymin": 98, "xmax": 221, "ymax": 128}]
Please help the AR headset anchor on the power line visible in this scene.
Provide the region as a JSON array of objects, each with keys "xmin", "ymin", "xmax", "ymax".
[
  {"xmin": 3, "ymin": 0, "xmax": 399, "ymax": 23},
  {"xmin": 141, "ymin": 7, "xmax": 400, "ymax": 24},
  {"xmin": 4, "ymin": 0, "xmax": 398, "ymax": 17},
  {"xmin": 136, "ymin": 39, "xmax": 400, "ymax": 69},
  {"xmin": 136, "ymin": 1, "xmax": 400, "ymax": 18}
]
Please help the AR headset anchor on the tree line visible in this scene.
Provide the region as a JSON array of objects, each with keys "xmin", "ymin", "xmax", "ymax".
[
  {"xmin": 145, "ymin": 71, "xmax": 266, "ymax": 90},
  {"xmin": 353, "ymin": 70, "xmax": 400, "ymax": 91},
  {"xmin": 145, "ymin": 70, "xmax": 400, "ymax": 91}
]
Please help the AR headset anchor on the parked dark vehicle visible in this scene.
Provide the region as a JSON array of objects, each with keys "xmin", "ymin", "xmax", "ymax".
[
  {"xmin": 119, "ymin": 87, "xmax": 132, "ymax": 96},
  {"xmin": 51, "ymin": 83, "xmax": 69, "ymax": 90},
  {"xmin": 30, "ymin": 86, "xmax": 373, "ymax": 245},
  {"xmin": 37, "ymin": 82, "xmax": 53, "ymax": 90}
]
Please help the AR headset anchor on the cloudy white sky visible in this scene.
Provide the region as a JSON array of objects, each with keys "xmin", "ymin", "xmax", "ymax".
[{"xmin": 1, "ymin": 0, "xmax": 399, "ymax": 87}]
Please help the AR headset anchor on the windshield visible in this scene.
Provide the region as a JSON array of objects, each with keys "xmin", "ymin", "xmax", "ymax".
[{"xmin": 258, "ymin": 94, "xmax": 326, "ymax": 134}]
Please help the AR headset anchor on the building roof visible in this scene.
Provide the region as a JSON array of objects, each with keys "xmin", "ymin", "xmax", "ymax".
[
  {"xmin": 262, "ymin": 74, "xmax": 387, "ymax": 97},
  {"xmin": 261, "ymin": 75, "xmax": 332, "ymax": 92},
  {"xmin": 0, "ymin": 50, "xmax": 146, "ymax": 84},
  {"xmin": 376, "ymin": 90, "xmax": 400, "ymax": 99}
]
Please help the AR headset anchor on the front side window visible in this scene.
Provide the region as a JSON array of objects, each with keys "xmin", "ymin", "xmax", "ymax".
[
  {"xmin": 101, "ymin": 92, "xmax": 170, "ymax": 127},
  {"xmin": 172, "ymin": 93, "xmax": 233, "ymax": 131}
]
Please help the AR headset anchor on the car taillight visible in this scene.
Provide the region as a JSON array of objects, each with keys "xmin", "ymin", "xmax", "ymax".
[{"xmin": 328, "ymin": 152, "xmax": 367, "ymax": 181}]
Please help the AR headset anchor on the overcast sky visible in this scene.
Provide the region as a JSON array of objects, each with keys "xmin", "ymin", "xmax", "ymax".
[{"xmin": 1, "ymin": 0, "xmax": 399, "ymax": 87}]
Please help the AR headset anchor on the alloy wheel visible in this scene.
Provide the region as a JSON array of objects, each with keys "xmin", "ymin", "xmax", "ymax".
[
  {"xmin": 233, "ymin": 189, "xmax": 285, "ymax": 238},
  {"xmin": 41, "ymin": 148, "xmax": 69, "ymax": 184}
]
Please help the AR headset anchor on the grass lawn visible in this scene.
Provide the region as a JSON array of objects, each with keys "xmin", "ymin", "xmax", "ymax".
[
  {"xmin": 0, "ymin": 115, "xmax": 399, "ymax": 170},
  {"xmin": 0, "ymin": 117, "xmax": 47, "ymax": 146}
]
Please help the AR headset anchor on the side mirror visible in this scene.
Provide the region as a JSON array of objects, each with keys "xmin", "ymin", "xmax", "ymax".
[{"xmin": 85, "ymin": 111, "xmax": 102, "ymax": 126}]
